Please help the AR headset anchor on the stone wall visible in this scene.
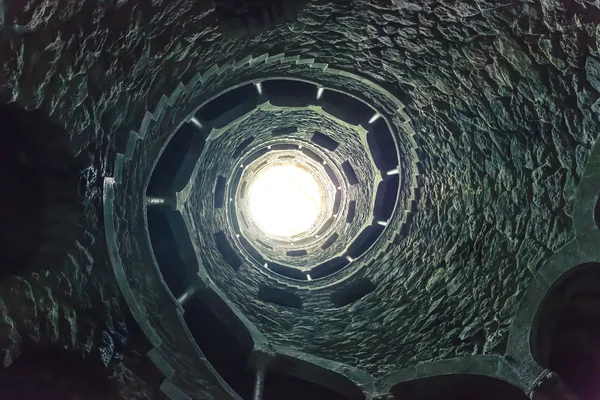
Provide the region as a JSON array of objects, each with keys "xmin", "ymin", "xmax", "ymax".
[{"xmin": 0, "ymin": 0, "xmax": 599, "ymax": 395}]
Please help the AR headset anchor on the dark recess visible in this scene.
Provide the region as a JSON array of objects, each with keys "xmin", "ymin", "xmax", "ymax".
[
  {"xmin": 272, "ymin": 126, "xmax": 298, "ymax": 136},
  {"xmin": 258, "ymin": 285, "xmax": 303, "ymax": 308},
  {"xmin": 269, "ymin": 96, "xmax": 313, "ymax": 107},
  {"xmin": 149, "ymin": 122, "xmax": 207, "ymax": 195},
  {"xmin": 0, "ymin": 104, "xmax": 82, "ymax": 280},
  {"xmin": 537, "ymin": 264, "xmax": 600, "ymax": 400},
  {"xmin": 321, "ymin": 89, "xmax": 374, "ymax": 126},
  {"xmin": 147, "ymin": 209, "xmax": 190, "ymax": 298},
  {"xmin": 268, "ymin": 262, "xmax": 307, "ymax": 280},
  {"xmin": 171, "ymin": 125, "xmax": 207, "ymax": 193},
  {"xmin": 333, "ymin": 190, "xmax": 342, "ymax": 214},
  {"xmin": 323, "ymin": 164, "xmax": 340, "ymax": 188},
  {"xmin": 263, "ymin": 79, "xmax": 316, "ymax": 99},
  {"xmin": 286, "ymin": 249, "xmax": 308, "ymax": 257},
  {"xmin": 183, "ymin": 297, "xmax": 254, "ymax": 399},
  {"xmin": 321, "ymin": 233, "xmax": 339, "ymax": 250},
  {"xmin": 195, "ymin": 84, "xmax": 255, "ymax": 122},
  {"xmin": 374, "ymin": 175, "xmax": 399, "ymax": 220},
  {"xmin": 301, "ymin": 147, "xmax": 324, "ymax": 163},
  {"xmin": 233, "ymin": 136, "xmax": 255, "ymax": 158},
  {"xmin": 331, "ymin": 279, "xmax": 376, "ymax": 307},
  {"xmin": 215, "ymin": 231, "xmax": 243, "ymax": 271},
  {"xmin": 264, "ymin": 371, "xmax": 351, "ymax": 400},
  {"xmin": 165, "ymin": 211, "xmax": 202, "ymax": 280},
  {"xmin": 312, "ymin": 131, "xmax": 339, "ymax": 151},
  {"xmin": 367, "ymin": 119, "xmax": 397, "ymax": 171},
  {"xmin": 214, "ymin": 175, "xmax": 227, "ymax": 208},
  {"xmin": 0, "ymin": 348, "xmax": 119, "ymax": 399},
  {"xmin": 341, "ymin": 161, "xmax": 359, "ymax": 185},
  {"xmin": 213, "ymin": 100, "xmax": 257, "ymax": 129},
  {"xmin": 310, "ymin": 257, "xmax": 349, "ymax": 279},
  {"xmin": 390, "ymin": 374, "xmax": 528, "ymax": 400},
  {"xmin": 242, "ymin": 148, "xmax": 270, "ymax": 166},
  {"xmin": 269, "ymin": 356, "xmax": 366, "ymax": 400},
  {"xmin": 533, "ymin": 263, "xmax": 600, "ymax": 366},
  {"xmin": 238, "ymin": 235, "xmax": 265, "ymax": 264},
  {"xmin": 347, "ymin": 225, "xmax": 384, "ymax": 258},
  {"xmin": 346, "ymin": 200, "xmax": 357, "ymax": 223}
]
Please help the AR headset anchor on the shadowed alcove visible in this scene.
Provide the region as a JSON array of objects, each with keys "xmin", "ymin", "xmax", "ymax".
[
  {"xmin": 390, "ymin": 374, "xmax": 528, "ymax": 400},
  {"xmin": 534, "ymin": 263, "xmax": 600, "ymax": 399},
  {"xmin": 0, "ymin": 103, "xmax": 82, "ymax": 279}
]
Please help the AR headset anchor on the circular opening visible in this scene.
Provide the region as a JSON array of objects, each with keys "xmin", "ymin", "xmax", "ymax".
[{"xmin": 248, "ymin": 163, "xmax": 324, "ymax": 237}]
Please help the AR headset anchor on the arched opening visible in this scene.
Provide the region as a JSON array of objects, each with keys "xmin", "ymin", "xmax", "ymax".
[
  {"xmin": 0, "ymin": 103, "xmax": 82, "ymax": 280},
  {"xmin": 214, "ymin": 231, "xmax": 243, "ymax": 271},
  {"xmin": 263, "ymin": 79, "xmax": 316, "ymax": 105},
  {"xmin": 265, "ymin": 356, "xmax": 366, "ymax": 400},
  {"xmin": 258, "ymin": 285, "xmax": 303, "ymax": 309},
  {"xmin": 390, "ymin": 374, "xmax": 528, "ymax": 400},
  {"xmin": 320, "ymin": 89, "xmax": 375, "ymax": 126},
  {"xmin": 147, "ymin": 121, "xmax": 206, "ymax": 195},
  {"xmin": 147, "ymin": 209, "xmax": 197, "ymax": 298},
  {"xmin": 311, "ymin": 131, "xmax": 339, "ymax": 151},
  {"xmin": 535, "ymin": 263, "xmax": 600, "ymax": 399},
  {"xmin": 195, "ymin": 84, "xmax": 256, "ymax": 122},
  {"xmin": 330, "ymin": 278, "xmax": 376, "ymax": 308}
]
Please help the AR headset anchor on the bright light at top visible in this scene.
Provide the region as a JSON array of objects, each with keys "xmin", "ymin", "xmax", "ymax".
[{"xmin": 248, "ymin": 164, "xmax": 323, "ymax": 237}]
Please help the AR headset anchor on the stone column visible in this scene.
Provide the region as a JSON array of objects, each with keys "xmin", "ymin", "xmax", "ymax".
[{"xmin": 253, "ymin": 363, "xmax": 267, "ymax": 400}]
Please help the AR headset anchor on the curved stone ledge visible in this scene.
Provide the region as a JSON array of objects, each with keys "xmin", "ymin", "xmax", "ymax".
[
  {"xmin": 103, "ymin": 178, "xmax": 162, "ymax": 349},
  {"xmin": 105, "ymin": 52, "xmax": 423, "ymax": 397},
  {"xmin": 105, "ymin": 177, "xmax": 244, "ymax": 399}
]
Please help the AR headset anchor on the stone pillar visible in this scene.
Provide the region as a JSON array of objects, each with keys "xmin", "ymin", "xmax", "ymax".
[
  {"xmin": 252, "ymin": 363, "xmax": 266, "ymax": 400},
  {"xmin": 248, "ymin": 349, "xmax": 275, "ymax": 400}
]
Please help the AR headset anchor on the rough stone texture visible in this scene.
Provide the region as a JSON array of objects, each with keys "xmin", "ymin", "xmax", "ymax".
[
  {"xmin": 0, "ymin": 264, "xmax": 154, "ymax": 398},
  {"xmin": 0, "ymin": 104, "xmax": 83, "ymax": 280},
  {"xmin": 0, "ymin": 100, "xmax": 151, "ymax": 396},
  {"xmin": 189, "ymin": 104, "xmax": 379, "ymax": 270},
  {"xmin": 1, "ymin": 0, "xmax": 599, "ymax": 395},
  {"xmin": 179, "ymin": 0, "xmax": 593, "ymax": 377}
]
